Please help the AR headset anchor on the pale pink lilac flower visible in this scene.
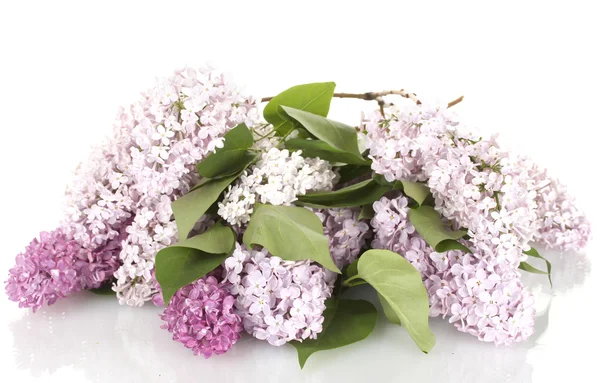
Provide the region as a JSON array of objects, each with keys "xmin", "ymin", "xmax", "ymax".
[
  {"xmin": 371, "ymin": 195, "xmax": 535, "ymax": 346},
  {"xmin": 160, "ymin": 275, "xmax": 243, "ymax": 358},
  {"xmin": 363, "ymin": 102, "xmax": 589, "ymax": 263},
  {"xmin": 528, "ymin": 167, "xmax": 590, "ymax": 251},
  {"xmin": 69, "ymin": 66, "xmax": 259, "ymax": 307},
  {"xmin": 222, "ymin": 243, "xmax": 335, "ymax": 346},
  {"xmin": 315, "ymin": 208, "xmax": 371, "ymax": 269}
]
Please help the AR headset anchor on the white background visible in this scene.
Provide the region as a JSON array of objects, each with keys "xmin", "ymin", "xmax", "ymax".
[{"xmin": 1, "ymin": 1, "xmax": 599, "ymax": 382}]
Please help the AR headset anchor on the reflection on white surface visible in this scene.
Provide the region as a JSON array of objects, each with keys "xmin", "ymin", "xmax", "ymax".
[{"xmin": 6, "ymin": 249, "xmax": 591, "ymax": 383}]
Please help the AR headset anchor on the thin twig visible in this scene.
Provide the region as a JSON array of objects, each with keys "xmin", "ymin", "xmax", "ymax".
[
  {"xmin": 260, "ymin": 90, "xmax": 464, "ymax": 109},
  {"xmin": 447, "ymin": 95, "xmax": 464, "ymax": 108},
  {"xmin": 260, "ymin": 90, "xmax": 422, "ymax": 104}
]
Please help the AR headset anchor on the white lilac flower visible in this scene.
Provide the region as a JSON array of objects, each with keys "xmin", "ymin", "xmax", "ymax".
[{"xmin": 218, "ymin": 148, "xmax": 337, "ymax": 226}]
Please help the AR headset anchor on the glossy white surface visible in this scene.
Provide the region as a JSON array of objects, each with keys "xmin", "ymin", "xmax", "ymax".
[{"xmin": 1, "ymin": 1, "xmax": 599, "ymax": 382}]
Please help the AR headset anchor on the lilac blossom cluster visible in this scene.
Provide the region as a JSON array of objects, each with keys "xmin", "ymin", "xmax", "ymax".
[
  {"xmin": 222, "ymin": 243, "xmax": 336, "ymax": 346},
  {"xmin": 364, "ymin": 101, "xmax": 588, "ymax": 345},
  {"xmin": 363, "ymin": 103, "xmax": 589, "ymax": 257},
  {"xmin": 6, "ymin": 230, "xmax": 81, "ymax": 311},
  {"xmin": 371, "ymin": 195, "xmax": 535, "ymax": 345},
  {"xmin": 5, "ymin": 67, "xmax": 259, "ymax": 311},
  {"xmin": 105, "ymin": 67, "xmax": 259, "ymax": 306},
  {"xmin": 530, "ymin": 170, "xmax": 590, "ymax": 251},
  {"xmin": 160, "ymin": 275, "xmax": 243, "ymax": 358},
  {"xmin": 218, "ymin": 148, "xmax": 337, "ymax": 226},
  {"xmin": 315, "ymin": 208, "xmax": 371, "ymax": 269}
]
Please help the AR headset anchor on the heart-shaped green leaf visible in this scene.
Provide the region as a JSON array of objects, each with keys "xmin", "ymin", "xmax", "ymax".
[
  {"xmin": 263, "ymin": 82, "xmax": 335, "ymax": 136},
  {"xmin": 243, "ymin": 203, "xmax": 340, "ymax": 273},
  {"xmin": 281, "ymin": 106, "xmax": 363, "ymax": 160},
  {"xmin": 155, "ymin": 223, "xmax": 235, "ymax": 305},
  {"xmin": 408, "ymin": 205, "xmax": 471, "ymax": 253},
  {"xmin": 357, "ymin": 249, "xmax": 436, "ymax": 353},
  {"xmin": 172, "ymin": 173, "xmax": 239, "ymax": 241},
  {"xmin": 196, "ymin": 124, "xmax": 259, "ymax": 178},
  {"xmin": 291, "ymin": 298, "xmax": 378, "ymax": 368},
  {"xmin": 297, "ymin": 179, "xmax": 391, "ymax": 208}
]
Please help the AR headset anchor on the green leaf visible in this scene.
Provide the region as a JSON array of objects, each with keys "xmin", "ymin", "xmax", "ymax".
[
  {"xmin": 357, "ymin": 249, "xmax": 435, "ymax": 353},
  {"xmin": 522, "ymin": 247, "xmax": 552, "ymax": 287},
  {"xmin": 401, "ymin": 181, "xmax": 431, "ymax": 207},
  {"xmin": 174, "ymin": 222, "xmax": 236, "ymax": 255},
  {"xmin": 243, "ymin": 203, "xmax": 340, "ymax": 273},
  {"xmin": 345, "ymin": 259, "xmax": 359, "ymax": 279},
  {"xmin": 297, "ymin": 179, "xmax": 391, "ymax": 208},
  {"xmin": 372, "ymin": 175, "xmax": 431, "ymax": 207},
  {"xmin": 519, "ymin": 262, "xmax": 547, "ymax": 274},
  {"xmin": 88, "ymin": 282, "xmax": 115, "ymax": 296},
  {"xmin": 435, "ymin": 239, "xmax": 472, "ymax": 253},
  {"xmin": 281, "ymin": 106, "xmax": 364, "ymax": 160},
  {"xmin": 373, "ymin": 173, "xmax": 404, "ymax": 191},
  {"xmin": 337, "ymin": 164, "xmax": 373, "ymax": 185},
  {"xmin": 196, "ymin": 124, "xmax": 258, "ymax": 178},
  {"xmin": 285, "ymin": 138, "xmax": 370, "ymax": 165},
  {"xmin": 263, "ymin": 82, "xmax": 336, "ymax": 136},
  {"xmin": 408, "ymin": 206, "xmax": 471, "ymax": 253},
  {"xmin": 378, "ymin": 293, "xmax": 401, "ymax": 325},
  {"xmin": 189, "ymin": 177, "xmax": 212, "ymax": 191},
  {"xmin": 291, "ymin": 298, "xmax": 378, "ymax": 368},
  {"xmin": 358, "ymin": 204, "xmax": 375, "ymax": 220},
  {"xmin": 172, "ymin": 173, "xmax": 239, "ymax": 241},
  {"xmin": 155, "ymin": 223, "xmax": 235, "ymax": 305}
]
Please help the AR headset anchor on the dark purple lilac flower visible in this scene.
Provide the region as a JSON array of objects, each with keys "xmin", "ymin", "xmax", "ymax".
[{"xmin": 5, "ymin": 229, "xmax": 81, "ymax": 312}]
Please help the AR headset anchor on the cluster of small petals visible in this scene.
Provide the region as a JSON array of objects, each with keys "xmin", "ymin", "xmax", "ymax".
[
  {"xmin": 222, "ymin": 243, "xmax": 336, "ymax": 346},
  {"xmin": 362, "ymin": 104, "xmax": 460, "ymax": 183},
  {"xmin": 314, "ymin": 208, "xmax": 370, "ymax": 269},
  {"xmin": 5, "ymin": 229, "xmax": 81, "ymax": 312},
  {"xmin": 371, "ymin": 195, "xmax": 536, "ymax": 345},
  {"xmin": 528, "ymin": 167, "xmax": 590, "ymax": 251},
  {"xmin": 160, "ymin": 275, "xmax": 243, "ymax": 358},
  {"xmin": 218, "ymin": 148, "xmax": 337, "ymax": 226},
  {"xmin": 364, "ymin": 103, "xmax": 589, "ymax": 269},
  {"xmin": 79, "ymin": 67, "xmax": 258, "ymax": 306},
  {"xmin": 251, "ymin": 123, "xmax": 280, "ymax": 152}
]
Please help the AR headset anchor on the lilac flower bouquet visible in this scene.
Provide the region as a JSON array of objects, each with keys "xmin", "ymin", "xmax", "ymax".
[{"xmin": 5, "ymin": 67, "xmax": 590, "ymax": 368}]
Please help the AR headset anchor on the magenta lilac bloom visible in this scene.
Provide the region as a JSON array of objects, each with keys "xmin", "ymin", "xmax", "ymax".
[
  {"xmin": 160, "ymin": 276, "xmax": 243, "ymax": 358},
  {"xmin": 5, "ymin": 229, "xmax": 81, "ymax": 312}
]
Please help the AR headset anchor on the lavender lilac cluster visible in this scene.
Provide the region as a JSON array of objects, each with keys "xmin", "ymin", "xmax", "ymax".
[
  {"xmin": 221, "ymin": 243, "xmax": 336, "ymax": 346},
  {"xmin": 363, "ymin": 103, "xmax": 589, "ymax": 345},
  {"xmin": 371, "ymin": 195, "xmax": 535, "ymax": 345},
  {"xmin": 316, "ymin": 207, "xmax": 371, "ymax": 269}
]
